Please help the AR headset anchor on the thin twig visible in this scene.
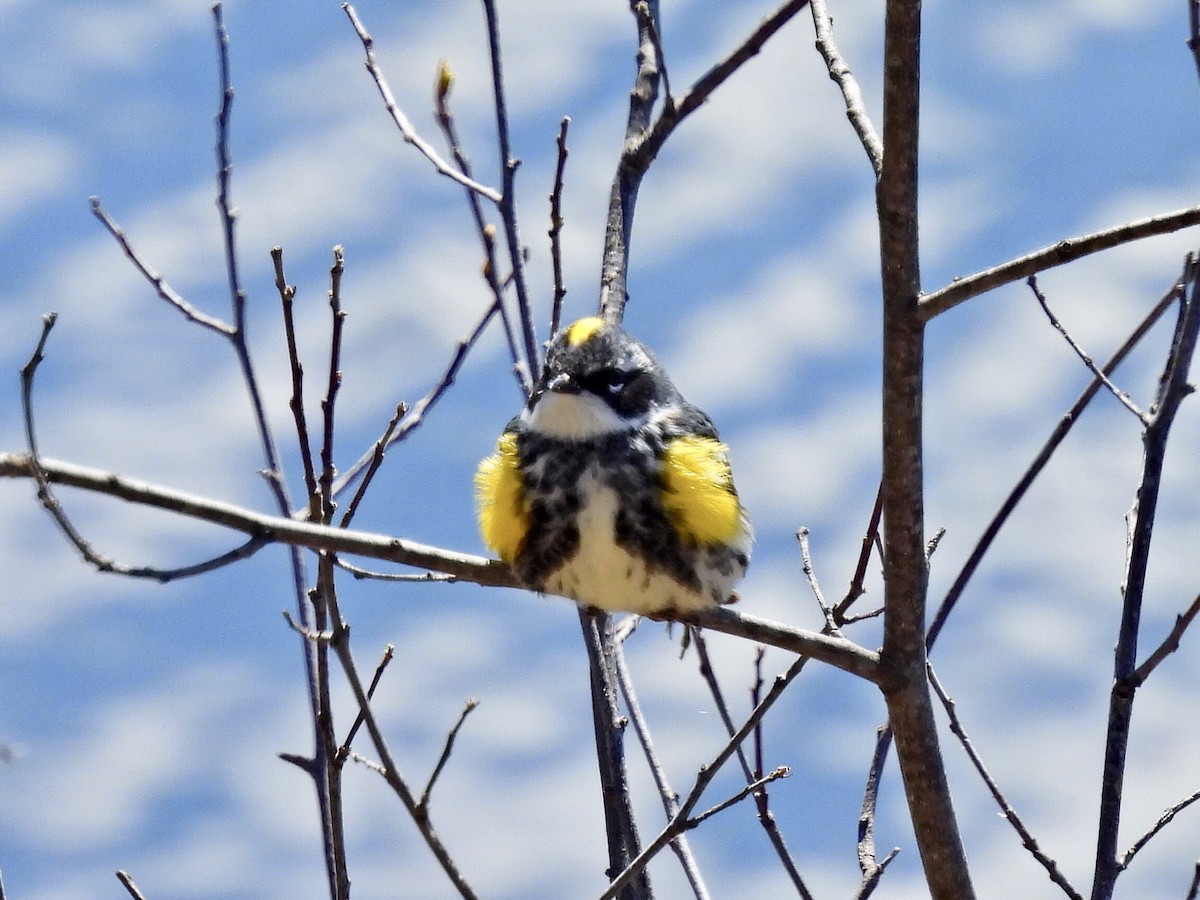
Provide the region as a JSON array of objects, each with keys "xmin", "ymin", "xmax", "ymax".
[
  {"xmin": 1188, "ymin": 0, "xmax": 1200, "ymax": 84},
  {"xmin": 853, "ymin": 726, "xmax": 900, "ymax": 900},
  {"xmin": 418, "ymin": 699, "xmax": 480, "ymax": 812},
  {"xmin": 919, "ymin": 206, "xmax": 1200, "ymax": 321},
  {"xmin": 338, "ymin": 644, "xmax": 395, "ymax": 758},
  {"xmin": 315, "ymin": 563, "xmax": 478, "ymax": 899},
  {"xmin": 89, "ymin": 198, "xmax": 234, "ymax": 335},
  {"xmin": 319, "ymin": 247, "xmax": 347, "ymax": 524},
  {"xmin": 839, "ymin": 481, "xmax": 884, "ymax": 617},
  {"xmin": 928, "ymin": 666, "xmax": 1082, "ymax": 899},
  {"xmin": 810, "ymin": 0, "xmax": 882, "ymax": 176},
  {"xmin": 19, "ymin": 317, "xmax": 269, "ymax": 580},
  {"xmin": 332, "ymin": 297, "xmax": 504, "ymax": 502},
  {"xmin": 1118, "ymin": 788, "xmax": 1200, "ymax": 870},
  {"xmin": 1028, "ymin": 275, "xmax": 1146, "ymax": 421},
  {"xmin": 599, "ymin": 768, "xmax": 790, "ymax": 900},
  {"xmin": 600, "ymin": 0, "xmax": 809, "ymax": 321},
  {"xmin": 690, "ymin": 767, "xmax": 790, "ymax": 827},
  {"xmin": 480, "ymin": 0, "xmax": 539, "ymax": 378},
  {"xmin": 613, "ymin": 643, "xmax": 710, "ymax": 899},
  {"xmin": 1126, "ymin": 593, "xmax": 1200, "ymax": 689},
  {"xmin": 549, "ymin": 116, "xmax": 571, "ymax": 337},
  {"xmin": 338, "ymin": 403, "xmax": 406, "ymax": 529},
  {"xmin": 928, "ymin": 277, "xmax": 1183, "ymax": 652},
  {"xmin": 798, "ymin": 527, "xmax": 841, "ymax": 634},
  {"xmin": 272, "ymin": 246, "xmax": 319, "ymax": 506},
  {"xmin": 1186, "ymin": 861, "xmax": 1200, "ymax": 900},
  {"xmin": 334, "ymin": 558, "xmax": 455, "ymax": 582},
  {"xmin": 432, "ymin": 57, "xmax": 529, "ymax": 395},
  {"xmin": 115, "ymin": 871, "xmax": 147, "ymax": 900},
  {"xmin": 341, "ymin": 3, "xmax": 502, "ymax": 203}
]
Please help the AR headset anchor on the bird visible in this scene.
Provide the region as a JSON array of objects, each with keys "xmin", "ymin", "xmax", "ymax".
[{"xmin": 475, "ymin": 316, "xmax": 752, "ymax": 617}]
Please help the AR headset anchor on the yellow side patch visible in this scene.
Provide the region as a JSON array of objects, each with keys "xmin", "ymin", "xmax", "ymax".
[
  {"xmin": 564, "ymin": 316, "xmax": 605, "ymax": 347},
  {"xmin": 660, "ymin": 435, "xmax": 742, "ymax": 546},
  {"xmin": 475, "ymin": 432, "xmax": 528, "ymax": 563}
]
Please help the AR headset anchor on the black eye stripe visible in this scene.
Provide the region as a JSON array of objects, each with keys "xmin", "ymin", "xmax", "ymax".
[{"xmin": 582, "ymin": 367, "xmax": 634, "ymax": 396}]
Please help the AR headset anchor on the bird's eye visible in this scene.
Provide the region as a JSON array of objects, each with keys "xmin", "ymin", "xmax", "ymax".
[{"xmin": 587, "ymin": 367, "xmax": 631, "ymax": 397}]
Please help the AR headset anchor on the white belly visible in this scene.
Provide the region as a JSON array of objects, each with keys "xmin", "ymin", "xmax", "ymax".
[{"xmin": 542, "ymin": 474, "xmax": 720, "ymax": 615}]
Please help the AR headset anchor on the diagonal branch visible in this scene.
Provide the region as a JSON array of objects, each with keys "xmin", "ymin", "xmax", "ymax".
[
  {"xmin": 1118, "ymin": 788, "xmax": 1200, "ymax": 871},
  {"xmin": 1126, "ymin": 593, "xmax": 1200, "ymax": 690},
  {"xmin": 1028, "ymin": 275, "xmax": 1147, "ymax": 422},
  {"xmin": 341, "ymin": 3, "xmax": 502, "ymax": 204},
  {"xmin": 928, "ymin": 666, "xmax": 1082, "ymax": 899},
  {"xmin": 919, "ymin": 206, "xmax": 1200, "ymax": 321},
  {"xmin": 89, "ymin": 198, "xmax": 234, "ymax": 336},
  {"xmin": 810, "ymin": 0, "xmax": 882, "ymax": 176},
  {"xmin": 927, "ymin": 276, "xmax": 1183, "ymax": 651}
]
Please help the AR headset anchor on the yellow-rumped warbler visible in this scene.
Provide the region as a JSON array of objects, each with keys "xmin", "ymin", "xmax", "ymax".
[{"xmin": 475, "ymin": 316, "xmax": 752, "ymax": 616}]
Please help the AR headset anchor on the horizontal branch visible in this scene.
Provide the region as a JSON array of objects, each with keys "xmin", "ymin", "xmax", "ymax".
[
  {"xmin": 1, "ymin": 452, "xmax": 880, "ymax": 680},
  {"xmin": 919, "ymin": 206, "xmax": 1200, "ymax": 321},
  {"xmin": 1, "ymin": 452, "xmax": 514, "ymax": 587}
]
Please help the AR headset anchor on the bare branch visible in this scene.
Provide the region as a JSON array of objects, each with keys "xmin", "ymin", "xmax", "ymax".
[
  {"xmin": 580, "ymin": 609, "xmax": 651, "ymax": 899},
  {"xmin": 1093, "ymin": 254, "xmax": 1200, "ymax": 900},
  {"xmin": 19, "ymin": 318, "xmax": 269, "ymax": 581},
  {"xmin": 319, "ymin": 246, "xmax": 347, "ymax": 525},
  {"xmin": 549, "ymin": 116, "xmax": 571, "ymax": 337},
  {"xmin": 854, "ymin": 726, "xmax": 900, "ymax": 899},
  {"xmin": 213, "ymin": 4, "xmax": 245, "ymax": 326},
  {"xmin": 338, "ymin": 403, "xmax": 405, "ymax": 529},
  {"xmin": 919, "ymin": 206, "xmax": 1200, "ymax": 321},
  {"xmin": 418, "ymin": 699, "xmax": 480, "ymax": 813},
  {"xmin": 341, "ymin": 4, "xmax": 501, "ymax": 203},
  {"xmin": 0, "ymin": 451, "xmax": 881, "ymax": 672},
  {"xmin": 928, "ymin": 275, "xmax": 1183, "ymax": 650},
  {"xmin": 480, "ymin": 0, "xmax": 539, "ymax": 377},
  {"xmin": 613, "ymin": 644, "xmax": 710, "ymax": 899},
  {"xmin": 1188, "ymin": 0, "xmax": 1200, "ymax": 83},
  {"xmin": 810, "ymin": 0, "xmax": 883, "ymax": 176},
  {"xmin": 928, "ymin": 666, "xmax": 1082, "ymax": 899},
  {"xmin": 601, "ymin": 0, "xmax": 809, "ymax": 322},
  {"xmin": 115, "ymin": 871, "xmax": 147, "ymax": 900},
  {"xmin": 1126, "ymin": 593, "xmax": 1200, "ymax": 689},
  {"xmin": 338, "ymin": 644, "xmax": 395, "ymax": 757},
  {"xmin": 272, "ymin": 246, "xmax": 320, "ymax": 505},
  {"xmin": 690, "ymin": 767, "xmax": 790, "ymax": 827},
  {"xmin": 333, "ymin": 297, "xmax": 505, "ymax": 502},
  {"xmin": 797, "ymin": 527, "xmax": 841, "ymax": 634},
  {"xmin": 599, "ymin": 765, "xmax": 791, "ymax": 900},
  {"xmin": 334, "ymin": 558, "xmax": 454, "ymax": 583},
  {"xmin": 1119, "ymin": 788, "xmax": 1200, "ymax": 870},
  {"xmin": 1187, "ymin": 861, "xmax": 1200, "ymax": 900},
  {"xmin": 1028, "ymin": 275, "xmax": 1146, "ymax": 422},
  {"xmin": 89, "ymin": 198, "xmax": 234, "ymax": 335},
  {"xmin": 837, "ymin": 481, "xmax": 884, "ymax": 620},
  {"xmin": 432, "ymin": 59, "xmax": 529, "ymax": 395}
]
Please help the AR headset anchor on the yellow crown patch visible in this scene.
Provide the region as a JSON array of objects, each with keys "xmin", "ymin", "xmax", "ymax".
[{"xmin": 564, "ymin": 316, "xmax": 605, "ymax": 347}]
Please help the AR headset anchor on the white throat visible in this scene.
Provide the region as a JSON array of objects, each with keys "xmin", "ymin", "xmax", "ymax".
[{"xmin": 522, "ymin": 390, "xmax": 627, "ymax": 440}]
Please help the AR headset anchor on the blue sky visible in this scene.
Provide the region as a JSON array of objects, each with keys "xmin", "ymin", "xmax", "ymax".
[{"xmin": 2, "ymin": 1, "xmax": 1199, "ymax": 898}]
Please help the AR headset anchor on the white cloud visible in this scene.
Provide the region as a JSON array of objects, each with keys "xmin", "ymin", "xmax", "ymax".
[{"xmin": 0, "ymin": 132, "xmax": 78, "ymax": 229}]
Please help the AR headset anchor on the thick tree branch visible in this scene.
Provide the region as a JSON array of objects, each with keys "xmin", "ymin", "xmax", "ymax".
[{"xmin": 876, "ymin": 0, "xmax": 973, "ymax": 896}]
